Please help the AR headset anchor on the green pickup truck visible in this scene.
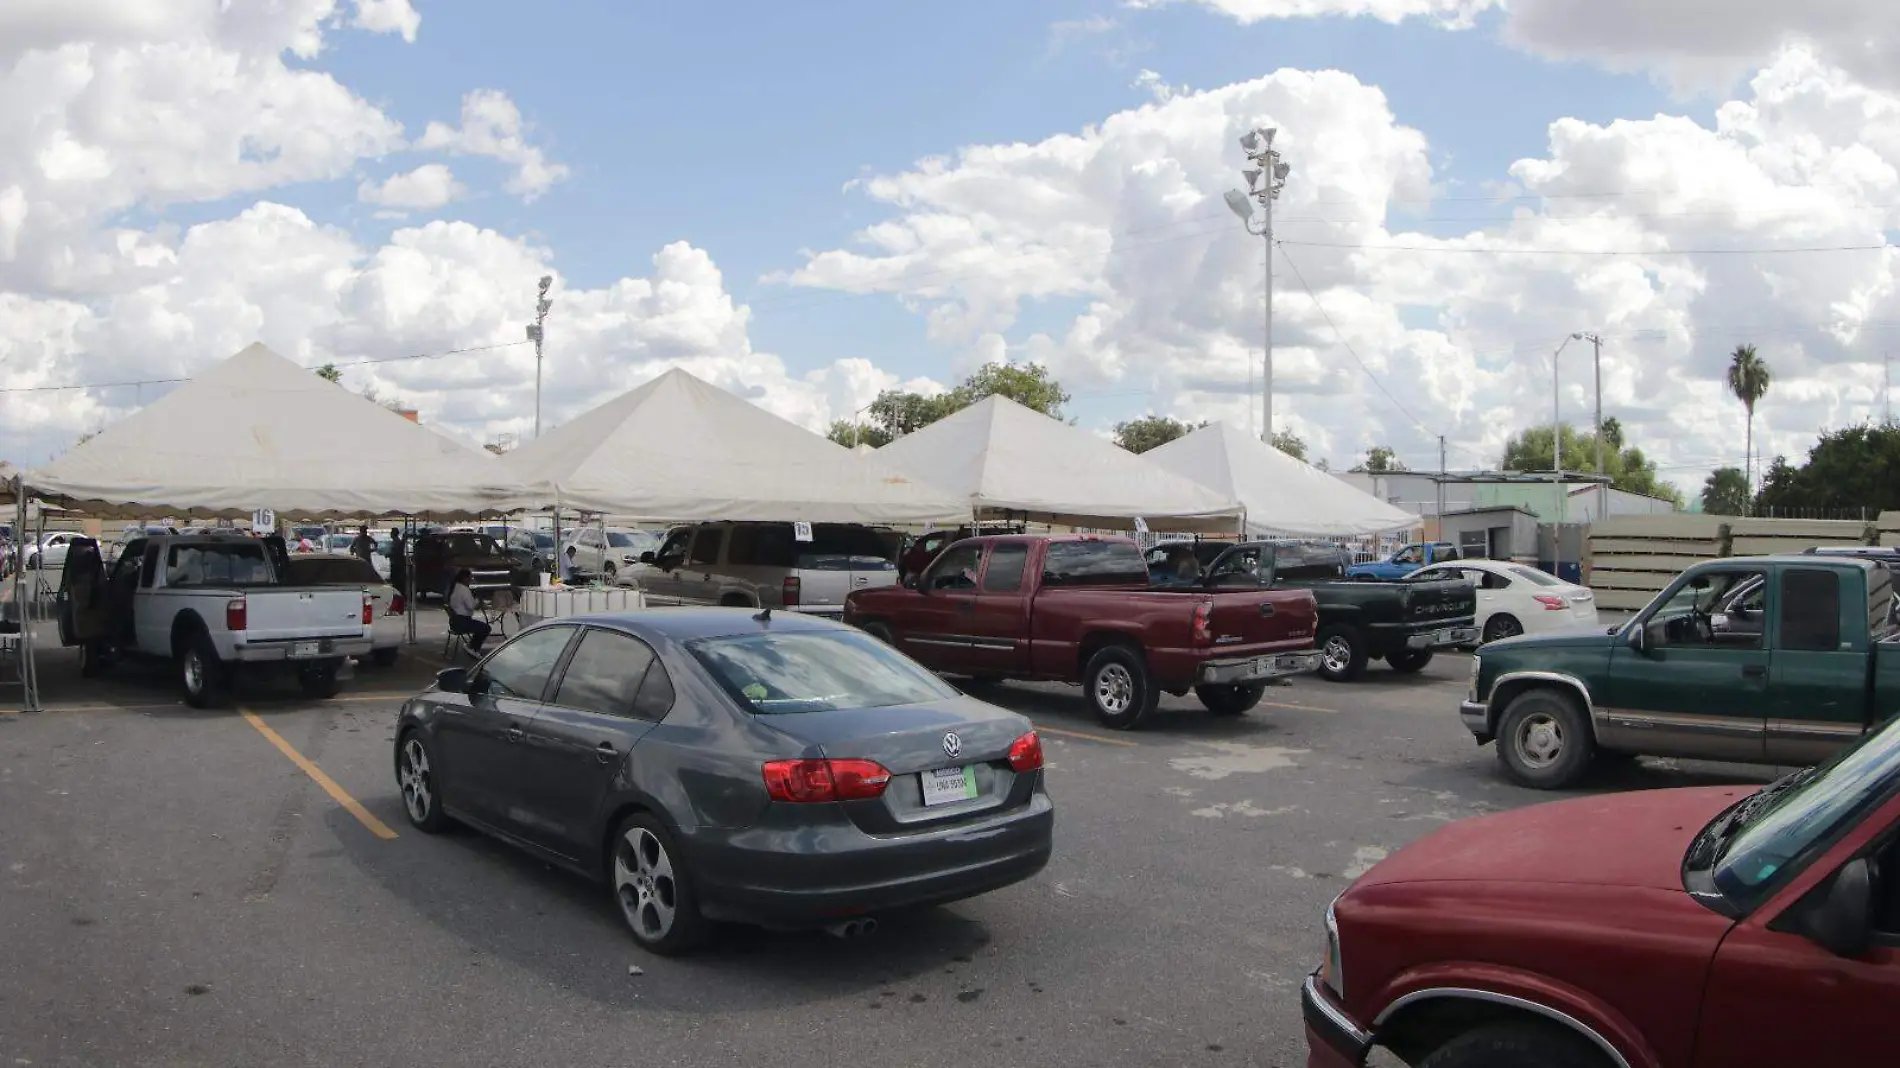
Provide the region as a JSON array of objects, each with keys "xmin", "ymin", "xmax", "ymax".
[{"xmin": 1461, "ymin": 554, "xmax": 1900, "ymax": 789}]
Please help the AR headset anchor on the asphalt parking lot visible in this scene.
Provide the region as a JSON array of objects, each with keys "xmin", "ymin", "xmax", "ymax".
[{"xmin": 0, "ymin": 617, "xmax": 1777, "ymax": 1068}]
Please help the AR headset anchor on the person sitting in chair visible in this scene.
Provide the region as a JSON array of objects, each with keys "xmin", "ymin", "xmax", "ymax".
[{"xmin": 446, "ymin": 568, "xmax": 490, "ymax": 655}]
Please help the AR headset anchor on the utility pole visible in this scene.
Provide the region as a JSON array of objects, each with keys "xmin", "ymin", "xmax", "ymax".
[
  {"xmin": 1885, "ymin": 353, "xmax": 1892, "ymax": 425},
  {"xmin": 1226, "ymin": 128, "xmax": 1290, "ymax": 443},
  {"xmin": 1550, "ymin": 335, "xmax": 1575, "ymax": 578},
  {"xmin": 525, "ymin": 275, "xmax": 554, "ymax": 439},
  {"xmin": 1437, "ymin": 435, "xmax": 1446, "ymax": 540},
  {"xmin": 1572, "ymin": 332, "xmax": 1605, "ymax": 520}
]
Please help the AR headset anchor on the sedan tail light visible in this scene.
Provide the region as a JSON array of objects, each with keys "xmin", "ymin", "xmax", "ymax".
[
  {"xmin": 225, "ymin": 597, "xmax": 247, "ymax": 632},
  {"xmin": 389, "ymin": 593, "xmax": 405, "ymax": 615},
  {"xmin": 1007, "ymin": 731, "xmax": 1044, "ymax": 773},
  {"xmin": 1191, "ymin": 599, "xmax": 1213, "ymax": 645},
  {"xmin": 762, "ymin": 758, "xmax": 891, "ymax": 803},
  {"xmin": 1533, "ymin": 594, "xmax": 1569, "ymax": 611},
  {"xmin": 782, "ymin": 575, "xmax": 801, "ymax": 607},
  {"xmin": 362, "ymin": 593, "xmax": 375, "ymax": 625}
]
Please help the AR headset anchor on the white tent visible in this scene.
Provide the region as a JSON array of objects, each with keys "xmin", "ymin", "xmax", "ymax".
[
  {"xmin": 22, "ymin": 343, "xmax": 514, "ymax": 519},
  {"xmin": 1144, "ymin": 421, "xmax": 1418, "ymax": 538},
  {"xmin": 494, "ymin": 368, "xmax": 968, "ymax": 524},
  {"xmin": 871, "ymin": 395, "xmax": 1242, "ymax": 529}
]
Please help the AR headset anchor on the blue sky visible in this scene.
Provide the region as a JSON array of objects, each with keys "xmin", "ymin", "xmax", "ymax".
[{"xmin": 296, "ymin": 1, "xmax": 1683, "ymax": 398}]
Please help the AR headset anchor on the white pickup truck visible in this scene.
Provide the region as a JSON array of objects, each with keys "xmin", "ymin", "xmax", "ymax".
[{"xmin": 59, "ymin": 534, "xmax": 374, "ymax": 706}]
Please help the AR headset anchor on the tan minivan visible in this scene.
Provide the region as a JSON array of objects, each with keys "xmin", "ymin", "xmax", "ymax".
[{"xmin": 618, "ymin": 521, "xmax": 898, "ymax": 615}]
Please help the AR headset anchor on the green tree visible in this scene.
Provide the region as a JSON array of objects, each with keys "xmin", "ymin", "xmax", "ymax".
[
  {"xmin": 1351, "ymin": 445, "xmax": 1404, "ymax": 473},
  {"xmin": 849, "ymin": 362, "xmax": 1069, "ymax": 444},
  {"xmin": 1270, "ymin": 429, "xmax": 1307, "ymax": 462},
  {"xmin": 1727, "ymin": 344, "xmax": 1772, "ymax": 510},
  {"xmin": 1500, "ymin": 423, "xmax": 1683, "ymax": 506},
  {"xmin": 315, "ymin": 363, "xmax": 342, "ymax": 383},
  {"xmin": 1700, "ymin": 467, "xmax": 1750, "ymax": 516},
  {"xmin": 826, "ymin": 421, "xmax": 892, "ymax": 449},
  {"xmin": 1113, "ymin": 415, "xmax": 1205, "ymax": 454},
  {"xmin": 1752, "ymin": 424, "xmax": 1900, "ymax": 514}
]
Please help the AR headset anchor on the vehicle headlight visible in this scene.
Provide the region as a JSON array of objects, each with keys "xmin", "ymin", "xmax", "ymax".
[{"xmin": 1319, "ymin": 893, "xmax": 1345, "ymax": 998}]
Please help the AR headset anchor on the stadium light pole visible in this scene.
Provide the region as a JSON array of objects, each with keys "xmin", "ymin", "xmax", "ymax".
[
  {"xmin": 526, "ymin": 275, "xmax": 554, "ymax": 439},
  {"xmin": 1226, "ymin": 127, "xmax": 1290, "ymax": 444}
]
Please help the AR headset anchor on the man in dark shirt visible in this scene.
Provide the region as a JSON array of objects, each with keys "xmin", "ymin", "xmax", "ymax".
[{"xmin": 349, "ymin": 525, "xmax": 376, "ymax": 564}]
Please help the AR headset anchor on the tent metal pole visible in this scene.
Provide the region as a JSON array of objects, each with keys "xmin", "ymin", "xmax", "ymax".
[
  {"xmin": 12, "ymin": 478, "xmax": 36, "ymax": 713},
  {"xmin": 24, "ymin": 497, "xmax": 41, "ymax": 712},
  {"xmin": 404, "ymin": 517, "xmax": 417, "ymax": 646}
]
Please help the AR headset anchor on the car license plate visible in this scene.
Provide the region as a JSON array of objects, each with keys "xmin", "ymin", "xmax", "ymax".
[
  {"xmin": 1436, "ymin": 627, "xmax": 1478, "ymax": 646},
  {"xmin": 920, "ymin": 765, "xmax": 978, "ymax": 806},
  {"xmin": 290, "ymin": 641, "xmax": 319, "ymax": 658}
]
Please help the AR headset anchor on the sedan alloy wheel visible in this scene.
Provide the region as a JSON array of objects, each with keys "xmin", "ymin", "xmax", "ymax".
[{"xmin": 611, "ymin": 815, "xmax": 704, "ymax": 954}]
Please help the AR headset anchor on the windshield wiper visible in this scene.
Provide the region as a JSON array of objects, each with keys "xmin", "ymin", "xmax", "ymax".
[{"xmin": 1690, "ymin": 766, "xmax": 1820, "ymax": 868}]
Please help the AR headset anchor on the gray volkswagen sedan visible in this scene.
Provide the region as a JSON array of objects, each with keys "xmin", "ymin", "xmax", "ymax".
[{"xmin": 394, "ymin": 608, "xmax": 1054, "ymax": 954}]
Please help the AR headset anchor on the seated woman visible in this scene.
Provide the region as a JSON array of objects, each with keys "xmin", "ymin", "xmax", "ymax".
[{"xmin": 446, "ymin": 568, "xmax": 491, "ymax": 655}]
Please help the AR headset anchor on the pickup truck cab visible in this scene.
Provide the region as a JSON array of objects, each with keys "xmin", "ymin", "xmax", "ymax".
[
  {"xmin": 1303, "ymin": 713, "xmax": 1900, "ymax": 1068},
  {"xmin": 58, "ymin": 534, "xmax": 374, "ymax": 706},
  {"xmin": 1463, "ymin": 555, "xmax": 1900, "ymax": 789},
  {"xmin": 1345, "ymin": 541, "xmax": 1459, "ymax": 582},
  {"xmin": 844, "ymin": 534, "xmax": 1323, "ymax": 729},
  {"xmin": 1147, "ymin": 541, "xmax": 1477, "ymax": 682}
]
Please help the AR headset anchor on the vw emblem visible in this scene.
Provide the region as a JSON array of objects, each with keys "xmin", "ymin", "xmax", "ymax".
[{"xmin": 942, "ymin": 732, "xmax": 963, "ymax": 759}]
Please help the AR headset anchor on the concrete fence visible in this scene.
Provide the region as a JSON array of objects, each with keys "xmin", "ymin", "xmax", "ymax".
[{"xmin": 1584, "ymin": 514, "xmax": 1874, "ymax": 612}]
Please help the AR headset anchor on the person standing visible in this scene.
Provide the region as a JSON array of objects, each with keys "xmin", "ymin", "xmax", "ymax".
[
  {"xmin": 350, "ymin": 525, "xmax": 375, "ymax": 563},
  {"xmin": 389, "ymin": 527, "xmax": 408, "ymax": 595}
]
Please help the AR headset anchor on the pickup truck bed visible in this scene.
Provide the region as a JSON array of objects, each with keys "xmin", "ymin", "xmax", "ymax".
[{"xmin": 845, "ymin": 534, "xmax": 1322, "ymax": 728}]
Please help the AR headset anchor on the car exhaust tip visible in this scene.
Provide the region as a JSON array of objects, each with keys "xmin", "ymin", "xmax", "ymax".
[{"xmin": 823, "ymin": 917, "xmax": 878, "ymax": 940}]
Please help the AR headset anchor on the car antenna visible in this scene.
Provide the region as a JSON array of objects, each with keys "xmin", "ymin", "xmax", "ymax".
[{"xmin": 753, "ymin": 607, "xmax": 771, "ymax": 622}]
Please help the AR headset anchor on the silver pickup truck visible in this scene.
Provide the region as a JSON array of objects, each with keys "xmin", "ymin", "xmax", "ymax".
[{"xmin": 59, "ymin": 534, "xmax": 374, "ymax": 706}]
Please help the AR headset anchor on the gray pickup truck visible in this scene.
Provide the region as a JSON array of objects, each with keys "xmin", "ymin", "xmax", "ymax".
[{"xmin": 59, "ymin": 534, "xmax": 373, "ymax": 706}]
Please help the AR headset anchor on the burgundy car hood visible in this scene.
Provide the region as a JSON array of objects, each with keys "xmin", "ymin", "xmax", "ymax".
[{"xmin": 1357, "ymin": 786, "xmax": 1752, "ymax": 891}]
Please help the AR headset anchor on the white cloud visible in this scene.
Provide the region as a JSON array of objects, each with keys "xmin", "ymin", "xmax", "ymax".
[
  {"xmin": 351, "ymin": 0, "xmax": 421, "ymax": 42},
  {"xmin": 357, "ymin": 164, "xmax": 465, "ymax": 211},
  {"xmin": 778, "ymin": 51, "xmax": 1900, "ymax": 492},
  {"xmin": 1127, "ymin": 0, "xmax": 1497, "ymax": 29},
  {"xmin": 417, "ymin": 90, "xmax": 570, "ymax": 202}
]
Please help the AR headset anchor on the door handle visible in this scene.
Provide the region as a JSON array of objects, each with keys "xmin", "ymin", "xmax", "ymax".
[
  {"xmin": 596, "ymin": 741, "xmax": 617, "ymax": 763},
  {"xmin": 1259, "ymin": 603, "xmax": 1275, "ymax": 617},
  {"xmin": 506, "ymin": 725, "xmax": 524, "ymax": 742},
  {"xmin": 1742, "ymin": 664, "xmax": 1767, "ymax": 680},
  {"xmin": 956, "ymin": 601, "xmax": 975, "ymax": 613}
]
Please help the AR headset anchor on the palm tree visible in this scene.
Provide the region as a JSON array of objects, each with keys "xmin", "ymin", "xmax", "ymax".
[{"xmin": 1727, "ymin": 344, "xmax": 1772, "ymax": 514}]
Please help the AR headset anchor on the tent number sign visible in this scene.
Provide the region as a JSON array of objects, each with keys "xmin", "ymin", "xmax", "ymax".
[
  {"xmin": 253, "ymin": 508, "xmax": 276, "ymax": 533},
  {"xmin": 793, "ymin": 521, "xmax": 813, "ymax": 543}
]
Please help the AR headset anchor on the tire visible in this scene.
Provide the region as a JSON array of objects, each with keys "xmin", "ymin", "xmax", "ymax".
[
  {"xmin": 298, "ymin": 660, "xmax": 343, "ymax": 699},
  {"xmin": 861, "ymin": 621, "xmax": 897, "ymax": 645},
  {"xmin": 1084, "ymin": 644, "xmax": 1160, "ymax": 730},
  {"xmin": 370, "ymin": 646, "xmax": 400, "ymax": 668},
  {"xmin": 78, "ymin": 641, "xmax": 108, "ymax": 679},
  {"xmin": 1387, "ymin": 649, "xmax": 1434, "ymax": 674},
  {"xmin": 395, "ymin": 731, "xmax": 450, "ymax": 833},
  {"xmin": 604, "ymin": 562, "xmax": 617, "ymax": 580},
  {"xmin": 1496, "ymin": 688, "xmax": 1596, "ymax": 789},
  {"xmin": 179, "ymin": 633, "xmax": 226, "ymax": 709},
  {"xmin": 1195, "ymin": 682, "xmax": 1266, "ymax": 716},
  {"xmin": 610, "ymin": 812, "xmax": 706, "ymax": 955},
  {"xmin": 1315, "ymin": 624, "xmax": 1368, "ymax": 682},
  {"xmin": 1419, "ymin": 1021, "xmax": 1609, "ymax": 1068},
  {"xmin": 25, "ymin": 553, "xmax": 38, "ymax": 570},
  {"xmin": 1482, "ymin": 614, "xmax": 1524, "ymax": 644}
]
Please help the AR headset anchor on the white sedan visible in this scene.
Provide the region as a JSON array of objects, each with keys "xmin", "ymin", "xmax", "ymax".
[{"xmin": 1408, "ymin": 558, "xmax": 1598, "ymax": 643}]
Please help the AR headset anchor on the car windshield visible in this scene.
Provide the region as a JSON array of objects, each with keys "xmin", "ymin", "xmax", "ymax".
[
  {"xmin": 1710, "ymin": 715, "xmax": 1900, "ymax": 906},
  {"xmin": 1507, "ymin": 565, "xmax": 1564, "ymax": 587},
  {"xmin": 689, "ymin": 630, "xmax": 959, "ymax": 714}
]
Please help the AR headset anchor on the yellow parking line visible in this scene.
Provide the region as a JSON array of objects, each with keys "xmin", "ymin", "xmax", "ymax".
[
  {"xmin": 1259, "ymin": 699, "xmax": 1337, "ymax": 714},
  {"xmin": 239, "ymin": 708, "xmax": 398, "ymax": 840},
  {"xmin": 1035, "ymin": 725, "xmax": 1140, "ymax": 748}
]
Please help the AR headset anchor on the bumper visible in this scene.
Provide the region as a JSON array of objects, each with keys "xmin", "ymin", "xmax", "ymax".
[
  {"xmin": 691, "ymin": 794, "xmax": 1054, "ymax": 927},
  {"xmin": 231, "ymin": 636, "xmax": 373, "ymax": 663},
  {"xmin": 1302, "ymin": 974, "xmax": 1371, "ymax": 1067},
  {"xmin": 1460, "ymin": 699, "xmax": 1493, "ymax": 741},
  {"xmin": 1198, "ymin": 650, "xmax": 1323, "ymax": 686},
  {"xmin": 1403, "ymin": 625, "xmax": 1480, "ymax": 650}
]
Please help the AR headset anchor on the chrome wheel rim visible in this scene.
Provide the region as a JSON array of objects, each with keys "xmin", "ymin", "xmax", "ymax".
[
  {"xmin": 614, "ymin": 827, "xmax": 678, "ymax": 942},
  {"xmin": 183, "ymin": 651, "xmax": 204, "ymax": 694},
  {"xmin": 1488, "ymin": 617, "xmax": 1521, "ymax": 642},
  {"xmin": 398, "ymin": 739, "xmax": 433, "ymax": 822},
  {"xmin": 1322, "ymin": 636, "xmax": 1353, "ymax": 674},
  {"xmin": 1095, "ymin": 663, "xmax": 1133, "ymax": 715},
  {"xmin": 1514, "ymin": 712, "xmax": 1564, "ymax": 769}
]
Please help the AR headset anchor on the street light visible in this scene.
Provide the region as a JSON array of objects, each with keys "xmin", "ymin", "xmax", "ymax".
[
  {"xmin": 1227, "ymin": 126, "xmax": 1290, "ymax": 443},
  {"xmin": 1571, "ymin": 331, "xmax": 1606, "ymax": 523},
  {"xmin": 527, "ymin": 275, "xmax": 554, "ymax": 439}
]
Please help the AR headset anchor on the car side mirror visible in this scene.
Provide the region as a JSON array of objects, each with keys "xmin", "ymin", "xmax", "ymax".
[
  {"xmin": 640, "ymin": 551, "xmax": 656, "ymax": 564},
  {"xmin": 902, "ymin": 574, "xmax": 918, "ymax": 590},
  {"xmin": 1790, "ymin": 858, "xmax": 1876, "ymax": 959},
  {"xmin": 434, "ymin": 667, "xmax": 470, "ymax": 694},
  {"xmin": 1627, "ymin": 624, "xmax": 1647, "ymax": 653}
]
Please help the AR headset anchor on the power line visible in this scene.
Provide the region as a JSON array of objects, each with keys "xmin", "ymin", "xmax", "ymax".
[
  {"xmin": 0, "ymin": 341, "xmax": 531, "ymax": 396},
  {"xmin": 1281, "ymin": 239, "xmax": 1893, "ymax": 256}
]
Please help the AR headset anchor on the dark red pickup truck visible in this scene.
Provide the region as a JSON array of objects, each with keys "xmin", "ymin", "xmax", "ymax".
[{"xmin": 843, "ymin": 534, "xmax": 1322, "ymax": 728}]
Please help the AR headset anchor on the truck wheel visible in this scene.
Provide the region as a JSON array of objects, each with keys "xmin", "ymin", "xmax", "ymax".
[
  {"xmin": 1386, "ymin": 649, "xmax": 1434, "ymax": 674},
  {"xmin": 299, "ymin": 660, "xmax": 343, "ymax": 699},
  {"xmin": 1496, "ymin": 689, "xmax": 1596, "ymax": 790},
  {"xmin": 1315, "ymin": 625, "xmax": 1368, "ymax": 682},
  {"xmin": 861, "ymin": 621, "xmax": 896, "ymax": 645},
  {"xmin": 179, "ymin": 634, "xmax": 227, "ymax": 709},
  {"xmin": 1195, "ymin": 683, "xmax": 1265, "ymax": 716},
  {"xmin": 1419, "ymin": 1021, "xmax": 1608, "ymax": 1068},
  {"xmin": 1084, "ymin": 645, "xmax": 1159, "ymax": 730},
  {"xmin": 604, "ymin": 562, "xmax": 617, "ymax": 580}
]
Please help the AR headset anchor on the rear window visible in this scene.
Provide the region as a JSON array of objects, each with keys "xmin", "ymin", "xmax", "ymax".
[
  {"xmin": 1507, "ymin": 565, "xmax": 1564, "ymax": 587},
  {"xmin": 283, "ymin": 556, "xmax": 382, "ymax": 585},
  {"xmin": 690, "ymin": 630, "xmax": 958, "ymax": 713},
  {"xmin": 727, "ymin": 524, "xmax": 897, "ymax": 571},
  {"xmin": 1272, "ymin": 543, "xmax": 1347, "ymax": 581},
  {"xmin": 438, "ymin": 533, "xmax": 500, "ymax": 557},
  {"xmin": 1041, "ymin": 540, "xmax": 1150, "ymax": 586},
  {"xmin": 166, "ymin": 542, "xmax": 273, "ymax": 586}
]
